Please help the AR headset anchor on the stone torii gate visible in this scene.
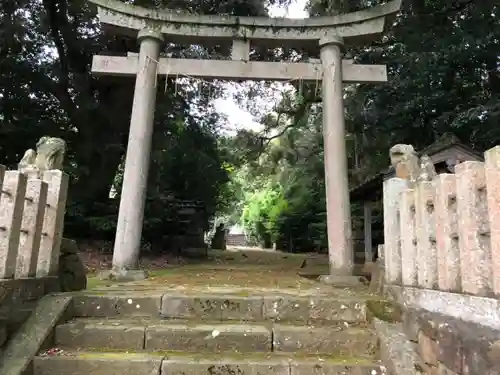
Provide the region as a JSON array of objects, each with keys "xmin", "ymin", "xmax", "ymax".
[{"xmin": 89, "ymin": 0, "xmax": 401, "ymax": 280}]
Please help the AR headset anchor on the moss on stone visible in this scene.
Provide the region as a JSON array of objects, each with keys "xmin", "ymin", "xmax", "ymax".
[
  {"xmin": 67, "ymin": 348, "xmax": 376, "ymax": 364},
  {"xmin": 366, "ymin": 299, "xmax": 403, "ymax": 323}
]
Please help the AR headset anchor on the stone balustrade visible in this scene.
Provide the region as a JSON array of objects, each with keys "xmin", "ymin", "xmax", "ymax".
[
  {"xmin": 379, "ymin": 145, "xmax": 500, "ymax": 375},
  {"xmin": 0, "ymin": 164, "xmax": 69, "ymax": 280},
  {"xmin": 382, "ymin": 145, "xmax": 500, "ymax": 297},
  {"xmin": 0, "ymin": 163, "xmax": 69, "ymax": 350}
]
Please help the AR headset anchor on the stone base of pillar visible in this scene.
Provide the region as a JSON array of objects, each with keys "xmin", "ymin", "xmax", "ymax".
[
  {"xmin": 98, "ymin": 269, "xmax": 148, "ymax": 282},
  {"xmin": 317, "ymin": 274, "xmax": 365, "ymax": 286}
]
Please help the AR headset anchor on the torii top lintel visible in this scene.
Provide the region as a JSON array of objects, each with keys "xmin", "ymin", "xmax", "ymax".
[{"xmin": 89, "ymin": 0, "xmax": 401, "ymax": 49}]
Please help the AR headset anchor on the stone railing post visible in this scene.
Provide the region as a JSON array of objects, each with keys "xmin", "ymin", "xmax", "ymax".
[
  {"xmin": 400, "ymin": 188, "xmax": 417, "ymax": 286},
  {"xmin": 485, "ymin": 146, "xmax": 500, "ymax": 297},
  {"xmin": 383, "ymin": 177, "xmax": 408, "ymax": 284},
  {"xmin": 415, "ymin": 181, "xmax": 437, "ymax": 289},
  {"xmin": 15, "ymin": 177, "xmax": 48, "ymax": 278},
  {"xmin": 434, "ymin": 174, "xmax": 461, "ymax": 292},
  {"xmin": 36, "ymin": 170, "xmax": 69, "ymax": 277},
  {"xmin": 0, "ymin": 171, "xmax": 28, "ymax": 279},
  {"xmin": 455, "ymin": 161, "xmax": 493, "ymax": 296}
]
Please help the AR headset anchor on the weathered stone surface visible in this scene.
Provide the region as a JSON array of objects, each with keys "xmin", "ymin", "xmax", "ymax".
[
  {"xmin": 368, "ymin": 257, "xmax": 384, "ymax": 295},
  {"xmin": 160, "ymin": 294, "xmax": 263, "ymax": 321},
  {"xmin": 16, "ymin": 178, "xmax": 48, "ymax": 278},
  {"xmin": 0, "ymin": 279, "xmax": 22, "ymax": 308},
  {"xmin": 73, "ymin": 294, "xmax": 162, "ymax": 317},
  {"xmin": 485, "ymin": 146, "xmax": 500, "ymax": 297},
  {"xmin": 383, "ymin": 177, "xmax": 408, "ymax": 285},
  {"xmin": 415, "ymin": 180, "xmax": 438, "ymax": 289},
  {"xmin": 403, "ymin": 307, "xmax": 500, "ymax": 375},
  {"xmin": 262, "ymin": 296, "xmax": 309, "ymax": 323},
  {"xmin": 317, "ymin": 275, "xmax": 364, "ymax": 286},
  {"xmin": 34, "ymin": 353, "xmax": 162, "ymax": 375},
  {"xmin": 389, "ymin": 144, "xmax": 420, "ymax": 183},
  {"xmin": 374, "ymin": 318, "xmax": 420, "ymax": 375},
  {"xmin": 434, "ymin": 174, "xmax": 461, "ymax": 292},
  {"xmin": 436, "ymin": 363, "xmax": 459, "ymax": 375},
  {"xmin": 402, "ymin": 309, "xmax": 419, "ymax": 343},
  {"xmin": 76, "ymin": 293, "xmax": 369, "ymax": 326},
  {"xmin": 90, "ymin": 0, "xmax": 402, "ymax": 48},
  {"xmin": 220, "ymin": 296, "xmax": 263, "ymax": 321},
  {"xmin": 386, "ymin": 285, "xmax": 500, "ymax": 330},
  {"xmin": 418, "ymin": 331, "xmax": 438, "ymax": 366},
  {"xmin": 272, "ymin": 325, "xmax": 377, "ymax": 357},
  {"xmin": 400, "ymin": 188, "xmax": 418, "ymax": 287},
  {"xmin": 145, "ymin": 323, "xmax": 271, "ymax": 352},
  {"xmin": 460, "ymin": 324, "xmax": 500, "ymax": 375},
  {"xmin": 0, "ymin": 295, "xmax": 72, "ymax": 375},
  {"xmin": 455, "ymin": 161, "xmax": 492, "ymax": 296},
  {"xmin": 36, "ymin": 169, "xmax": 69, "ymax": 277},
  {"xmin": 0, "ymin": 171, "xmax": 28, "ymax": 279},
  {"xmin": 308, "ymin": 298, "xmax": 366, "ymax": 323},
  {"xmin": 98, "ymin": 269, "xmax": 148, "ymax": 282},
  {"xmin": 161, "ymin": 358, "xmax": 289, "ymax": 375},
  {"xmin": 290, "ymin": 362, "xmax": 386, "ymax": 375},
  {"xmin": 263, "ymin": 296, "xmax": 366, "ymax": 324},
  {"xmin": 72, "ymin": 295, "xmax": 121, "ymax": 317},
  {"xmin": 55, "ymin": 321, "xmax": 146, "ymax": 350}
]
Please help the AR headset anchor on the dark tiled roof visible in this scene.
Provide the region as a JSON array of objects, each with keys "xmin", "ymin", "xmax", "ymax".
[{"xmin": 349, "ymin": 134, "xmax": 482, "ymax": 202}]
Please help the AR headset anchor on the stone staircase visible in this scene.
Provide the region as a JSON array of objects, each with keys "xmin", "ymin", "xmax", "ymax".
[{"xmin": 33, "ymin": 283, "xmax": 387, "ymax": 375}]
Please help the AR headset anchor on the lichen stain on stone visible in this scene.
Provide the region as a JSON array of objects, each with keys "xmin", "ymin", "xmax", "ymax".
[
  {"xmin": 222, "ymin": 299, "xmax": 241, "ymax": 311},
  {"xmin": 366, "ymin": 300, "xmax": 403, "ymax": 323},
  {"xmin": 487, "ymin": 340, "xmax": 500, "ymax": 362},
  {"xmin": 197, "ymin": 299, "xmax": 218, "ymax": 312},
  {"xmin": 207, "ymin": 364, "xmax": 245, "ymax": 375}
]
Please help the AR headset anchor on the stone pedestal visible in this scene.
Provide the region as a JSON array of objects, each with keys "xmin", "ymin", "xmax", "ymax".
[
  {"xmin": 112, "ymin": 29, "xmax": 164, "ymax": 276},
  {"xmin": 98, "ymin": 269, "xmax": 149, "ymax": 282},
  {"xmin": 319, "ymin": 36, "xmax": 354, "ymax": 275},
  {"xmin": 318, "ymin": 274, "xmax": 364, "ymax": 286}
]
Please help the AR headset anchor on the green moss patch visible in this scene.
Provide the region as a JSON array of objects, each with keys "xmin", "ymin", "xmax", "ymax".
[
  {"xmin": 366, "ymin": 300, "xmax": 403, "ymax": 323},
  {"xmin": 55, "ymin": 348, "xmax": 376, "ymax": 364}
]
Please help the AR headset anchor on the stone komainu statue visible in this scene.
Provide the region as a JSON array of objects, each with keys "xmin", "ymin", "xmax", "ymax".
[
  {"xmin": 17, "ymin": 138, "xmax": 87, "ymax": 291},
  {"xmin": 389, "ymin": 144, "xmax": 437, "ymax": 188},
  {"xmin": 18, "ymin": 136, "xmax": 66, "ymax": 174}
]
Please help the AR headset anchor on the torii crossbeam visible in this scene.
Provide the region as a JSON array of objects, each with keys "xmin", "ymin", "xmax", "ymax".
[{"xmin": 89, "ymin": 0, "xmax": 402, "ymax": 281}]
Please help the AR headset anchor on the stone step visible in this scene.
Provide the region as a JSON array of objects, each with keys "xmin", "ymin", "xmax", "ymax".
[
  {"xmin": 54, "ymin": 319, "xmax": 378, "ymax": 356},
  {"xmin": 34, "ymin": 351, "xmax": 385, "ymax": 375},
  {"xmin": 73, "ymin": 292, "xmax": 369, "ymax": 325}
]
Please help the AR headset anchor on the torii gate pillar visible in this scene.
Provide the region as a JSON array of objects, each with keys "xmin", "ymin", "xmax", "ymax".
[
  {"xmin": 319, "ymin": 36, "xmax": 354, "ymax": 277},
  {"xmin": 111, "ymin": 29, "xmax": 164, "ymax": 279}
]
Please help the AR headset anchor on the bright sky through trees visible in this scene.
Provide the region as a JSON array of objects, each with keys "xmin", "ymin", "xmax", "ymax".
[{"xmin": 212, "ymin": 0, "xmax": 309, "ymax": 135}]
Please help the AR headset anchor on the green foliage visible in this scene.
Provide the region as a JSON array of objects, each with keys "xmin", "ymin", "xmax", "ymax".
[
  {"xmin": 2, "ymin": 0, "xmax": 499, "ymax": 255},
  {"xmin": 241, "ymin": 181, "xmax": 287, "ymax": 245},
  {"xmin": 0, "ymin": 0, "xmax": 286, "ymax": 245},
  {"xmin": 230, "ymin": 0, "xmax": 499, "ymax": 253}
]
